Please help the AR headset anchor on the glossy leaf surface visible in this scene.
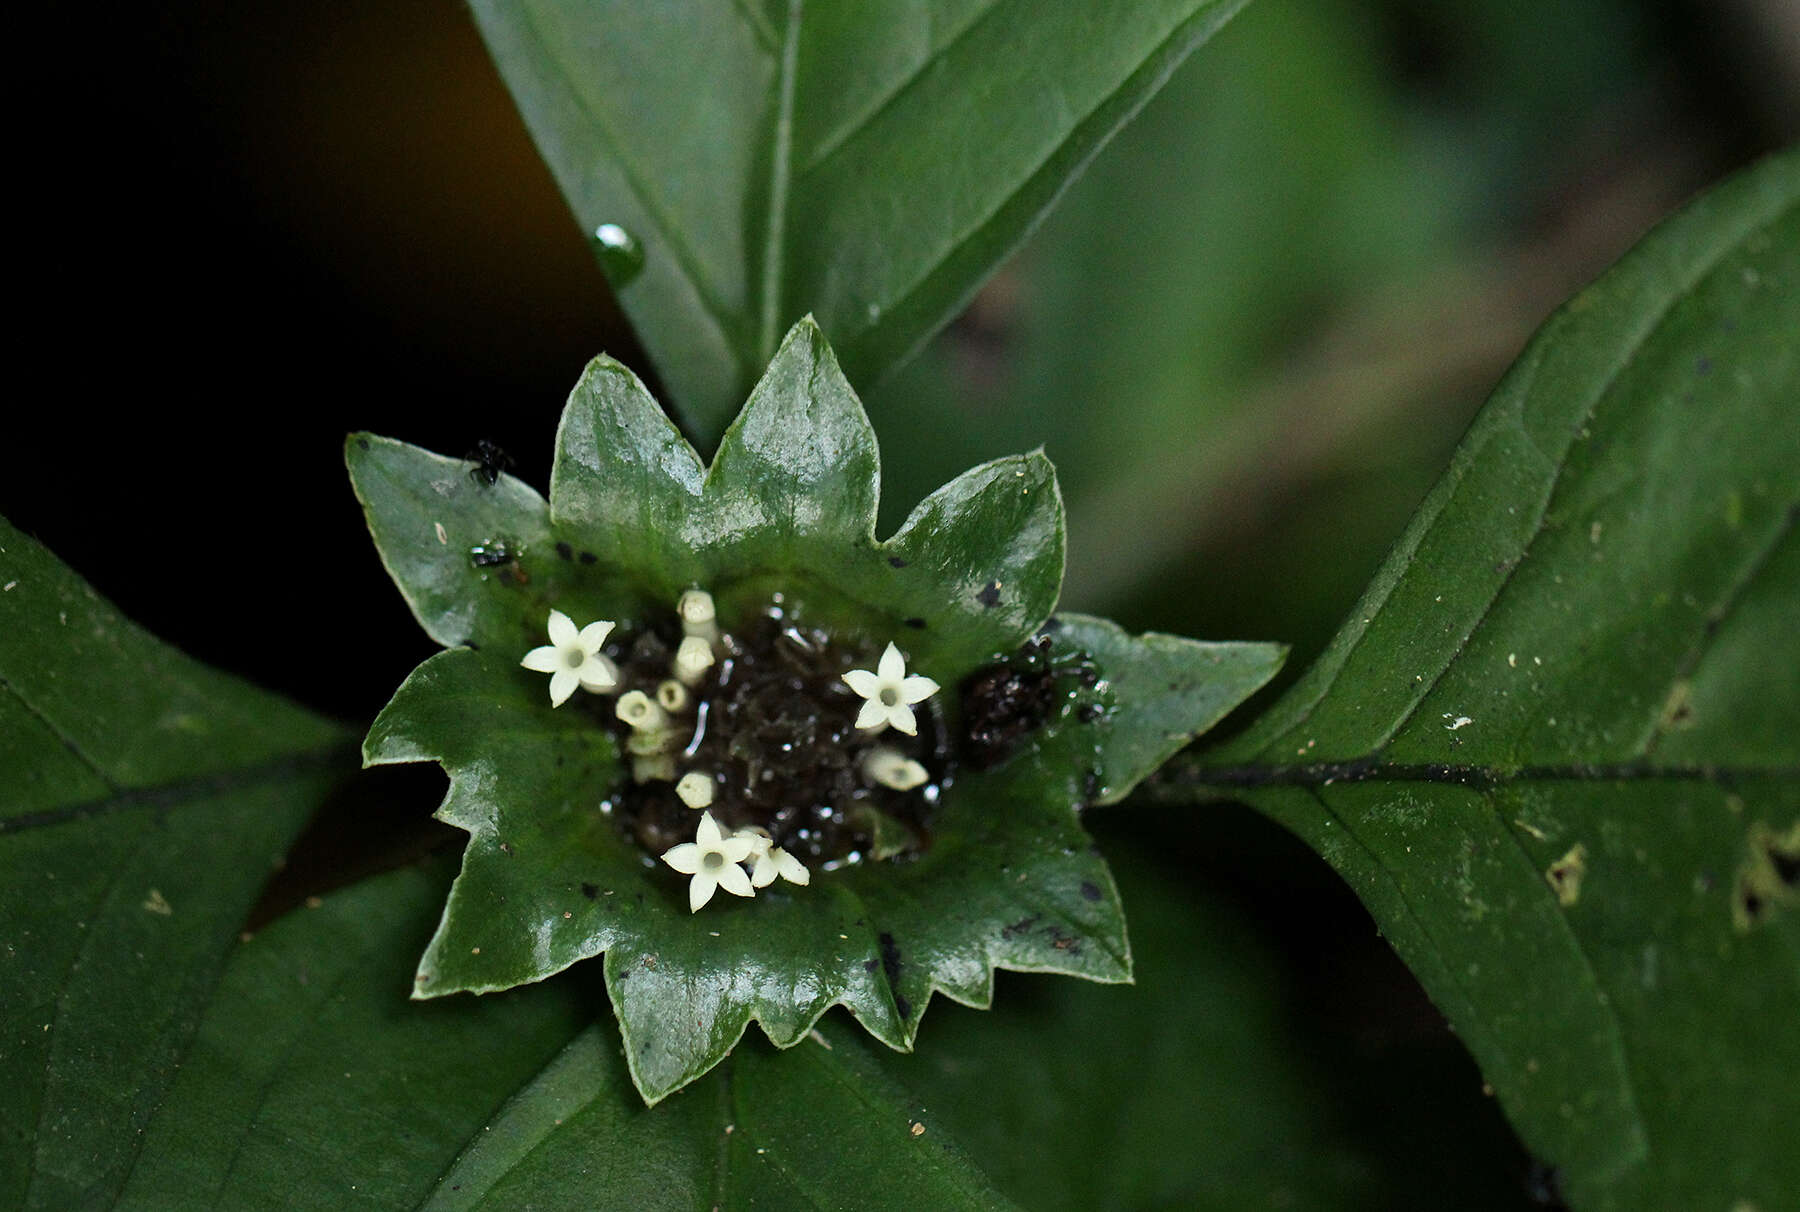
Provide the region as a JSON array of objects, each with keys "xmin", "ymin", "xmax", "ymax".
[
  {"xmin": 121, "ymin": 864, "xmax": 1019, "ymax": 1210},
  {"xmin": 0, "ymin": 518, "xmax": 350, "ymax": 1211},
  {"xmin": 468, "ymin": 0, "xmax": 1249, "ymax": 440},
  {"xmin": 880, "ymin": 836, "xmax": 1536, "ymax": 1210},
  {"xmin": 1187, "ymin": 149, "xmax": 1800, "ymax": 1209},
  {"xmin": 357, "ymin": 319, "xmax": 1281, "ymax": 1101}
]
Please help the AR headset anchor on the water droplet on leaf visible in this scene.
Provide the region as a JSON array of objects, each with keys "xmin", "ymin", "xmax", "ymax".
[{"xmin": 592, "ymin": 223, "xmax": 645, "ymax": 284}]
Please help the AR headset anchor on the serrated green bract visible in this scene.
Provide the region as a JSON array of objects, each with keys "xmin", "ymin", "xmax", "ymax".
[{"xmin": 350, "ymin": 317, "xmax": 1282, "ymax": 1103}]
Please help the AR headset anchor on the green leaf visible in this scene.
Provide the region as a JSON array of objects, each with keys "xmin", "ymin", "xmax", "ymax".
[
  {"xmin": 876, "ymin": 834, "xmax": 1534, "ymax": 1210},
  {"xmin": 1044, "ymin": 613, "xmax": 1284, "ymax": 805},
  {"xmin": 1185, "ymin": 149, "xmax": 1800, "ymax": 1208},
  {"xmin": 119, "ymin": 864, "xmax": 594, "ymax": 1209},
  {"xmin": 468, "ymin": 0, "xmax": 1251, "ymax": 440},
  {"xmin": 358, "ymin": 318, "xmax": 1276, "ymax": 1103},
  {"xmin": 123, "ymin": 863, "xmax": 1019, "ymax": 1210},
  {"xmin": 0, "ymin": 517, "xmax": 351, "ymax": 1211}
]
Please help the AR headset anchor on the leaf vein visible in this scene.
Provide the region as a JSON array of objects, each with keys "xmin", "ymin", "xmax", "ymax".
[{"xmin": 511, "ymin": 2, "xmax": 748, "ymax": 366}]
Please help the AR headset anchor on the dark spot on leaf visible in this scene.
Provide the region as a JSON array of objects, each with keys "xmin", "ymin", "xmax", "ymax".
[
  {"xmin": 895, "ymin": 994, "xmax": 912, "ymax": 1021},
  {"xmin": 1077, "ymin": 704, "xmax": 1102, "ymax": 723},
  {"xmin": 555, "ymin": 541, "xmax": 573, "ymax": 561},
  {"xmin": 878, "ymin": 931, "xmax": 903, "ymax": 993},
  {"xmin": 904, "ymin": 617, "xmax": 926, "ymax": 629},
  {"xmin": 1001, "ymin": 915, "xmax": 1039, "ymax": 941},
  {"xmin": 888, "ymin": 556, "xmax": 909, "ymax": 568},
  {"xmin": 977, "ymin": 581, "xmax": 1002, "ymax": 608},
  {"xmin": 1694, "ymin": 355, "xmax": 1713, "ymax": 376},
  {"xmin": 579, "ymin": 551, "xmax": 598, "ymax": 565},
  {"xmin": 1080, "ymin": 881, "xmax": 1101, "ymax": 902},
  {"xmin": 1773, "ymin": 850, "xmax": 1800, "ymax": 888},
  {"xmin": 470, "ymin": 542, "xmax": 512, "ymax": 567},
  {"xmin": 356, "ymin": 437, "xmax": 370, "ymax": 451},
  {"xmin": 581, "ymin": 882, "xmax": 599, "ymax": 899},
  {"xmin": 1734, "ymin": 821, "xmax": 1800, "ymax": 930}
]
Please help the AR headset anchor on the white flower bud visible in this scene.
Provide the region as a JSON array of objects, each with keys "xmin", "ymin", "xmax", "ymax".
[
  {"xmin": 675, "ymin": 771, "xmax": 715, "ymax": 809},
  {"xmin": 631, "ymin": 752, "xmax": 677, "ymax": 783},
  {"xmin": 674, "ymin": 635, "xmax": 716, "ymax": 686},
  {"xmin": 861, "ymin": 746, "xmax": 929, "ymax": 791},
  {"xmin": 656, "ymin": 679, "xmax": 692, "ymax": 713},
  {"xmin": 677, "ymin": 588, "xmax": 720, "ymax": 644},
  {"xmin": 616, "ymin": 690, "xmax": 670, "ymax": 733}
]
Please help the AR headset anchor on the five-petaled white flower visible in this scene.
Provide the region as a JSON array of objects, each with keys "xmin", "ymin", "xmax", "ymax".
[
  {"xmin": 737, "ymin": 825, "xmax": 812, "ymax": 888},
  {"xmin": 661, "ymin": 811, "xmax": 756, "ymax": 911},
  {"xmin": 520, "ymin": 609, "xmax": 619, "ymax": 707},
  {"xmin": 842, "ymin": 642, "xmax": 940, "ymax": 735}
]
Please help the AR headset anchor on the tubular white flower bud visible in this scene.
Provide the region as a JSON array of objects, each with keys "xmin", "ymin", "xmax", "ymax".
[
  {"xmin": 861, "ymin": 746, "xmax": 929, "ymax": 792},
  {"xmin": 674, "ymin": 635, "xmax": 716, "ymax": 686},
  {"xmin": 626, "ymin": 727, "xmax": 681, "ymax": 756},
  {"xmin": 677, "ymin": 588, "xmax": 720, "ymax": 644},
  {"xmin": 616, "ymin": 690, "xmax": 671, "ymax": 733},
  {"xmin": 656, "ymin": 679, "xmax": 692, "ymax": 713},
  {"xmin": 675, "ymin": 771, "xmax": 715, "ymax": 809},
  {"xmin": 632, "ymin": 752, "xmax": 677, "ymax": 783}
]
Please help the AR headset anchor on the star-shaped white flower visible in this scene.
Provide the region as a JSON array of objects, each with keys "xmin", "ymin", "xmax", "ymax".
[
  {"xmin": 520, "ymin": 609, "xmax": 619, "ymax": 707},
  {"xmin": 842, "ymin": 642, "xmax": 940, "ymax": 735},
  {"xmin": 661, "ymin": 811, "xmax": 755, "ymax": 911},
  {"xmin": 736, "ymin": 826, "xmax": 812, "ymax": 889}
]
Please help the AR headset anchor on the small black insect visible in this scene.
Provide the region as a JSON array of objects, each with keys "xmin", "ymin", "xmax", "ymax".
[{"xmin": 466, "ymin": 439, "xmax": 515, "ymax": 488}]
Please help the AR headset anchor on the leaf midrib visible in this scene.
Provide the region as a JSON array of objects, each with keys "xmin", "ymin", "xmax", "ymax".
[
  {"xmin": 0, "ymin": 744, "xmax": 351, "ymax": 835},
  {"xmin": 1167, "ymin": 758, "xmax": 1800, "ymax": 792}
]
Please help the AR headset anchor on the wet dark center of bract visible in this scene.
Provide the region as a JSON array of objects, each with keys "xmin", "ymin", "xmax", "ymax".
[{"xmin": 604, "ymin": 609, "xmax": 946, "ymax": 868}]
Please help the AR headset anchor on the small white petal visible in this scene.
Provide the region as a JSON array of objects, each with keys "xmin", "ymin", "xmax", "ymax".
[
  {"xmin": 662, "ymin": 842, "xmax": 702, "ymax": 875},
  {"xmin": 520, "ymin": 645, "xmax": 561, "ymax": 673},
  {"xmin": 689, "ymin": 872, "xmax": 718, "ymax": 912},
  {"xmin": 546, "ymin": 609, "xmax": 577, "ymax": 648},
  {"xmin": 877, "ymin": 642, "xmax": 907, "ymax": 683},
  {"xmin": 716, "ymin": 862, "xmax": 754, "ymax": 898},
  {"xmin": 748, "ymin": 852, "xmax": 778, "ymax": 888},
  {"xmin": 577, "ymin": 653, "xmax": 620, "ymax": 692},
  {"xmin": 578, "ymin": 619, "xmax": 615, "ymax": 650},
  {"xmin": 899, "ymin": 674, "xmax": 940, "ymax": 705},
  {"xmin": 772, "ymin": 848, "xmax": 810, "ymax": 886},
  {"xmin": 735, "ymin": 826, "xmax": 773, "ymax": 856},
  {"xmin": 548, "ymin": 667, "xmax": 579, "ymax": 707},
  {"xmin": 855, "ymin": 698, "xmax": 891, "ymax": 731},
  {"xmin": 842, "ymin": 669, "xmax": 882, "ymax": 698},
  {"xmin": 695, "ymin": 811, "xmax": 725, "ymax": 848},
  {"xmin": 887, "ymin": 703, "xmax": 919, "ymax": 736},
  {"xmin": 718, "ymin": 834, "xmax": 755, "ymax": 864}
]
